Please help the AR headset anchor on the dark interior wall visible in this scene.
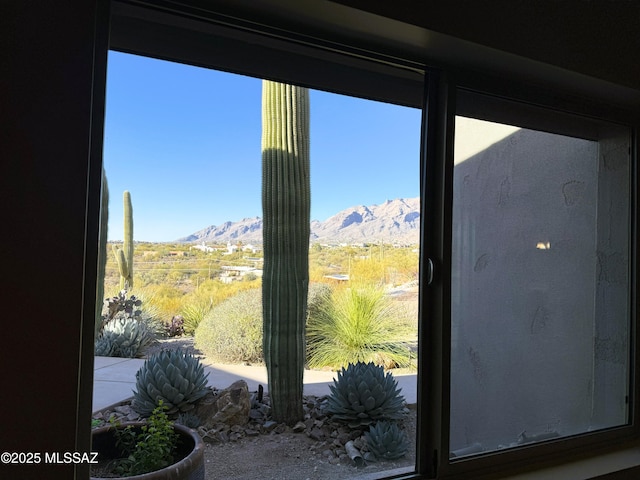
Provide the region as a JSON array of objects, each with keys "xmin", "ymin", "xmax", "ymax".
[
  {"xmin": 331, "ymin": 0, "xmax": 640, "ymax": 91},
  {"xmin": 0, "ymin": 1, "xmax": 107, "ymax": 478},
  {"xmin": 0, "ymin": 1, "xmax": 638, "ymax": 479}
]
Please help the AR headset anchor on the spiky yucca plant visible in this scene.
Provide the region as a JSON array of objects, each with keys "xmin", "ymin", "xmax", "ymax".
[
  {"xmin": 326, "ymin": 361, "xmax": 405, "ymax": 428},
  {"xmin": 365, "ymin": 421, "xmax": 408, "ymax": 460},
  {"xmin": 132, "ymin": 350, "xmax": 210, "ymax": 417},
  {"xmin": 306, "ymin": 285, "xmax": 415, "ymax": 370}
]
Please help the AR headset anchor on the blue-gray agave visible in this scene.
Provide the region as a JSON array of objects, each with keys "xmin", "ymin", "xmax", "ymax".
[
  {"xmin": 132, "ymin": 350, "xmax": 210, "ymax": 416},
  {"xmin": 326, "ymin": 361, "xmax": 405, "ymax": 428},
  {"xmin": 95, "ymin": 317, "xmax": 153, "ymax": 358},
  {"xmin": 365, "ymin": 421, "xmax": 408, "ymax": 460}
]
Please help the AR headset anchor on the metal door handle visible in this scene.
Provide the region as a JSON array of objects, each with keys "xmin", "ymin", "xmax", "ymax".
[{"xmin": 427, "ymin": 258, "xmax": 434, "ymax": 285}]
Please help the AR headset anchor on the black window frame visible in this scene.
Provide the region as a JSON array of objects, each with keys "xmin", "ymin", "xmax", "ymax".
[
  {"xmin": 108, "ymin": 2, "xmax": 640, "ymax": 478},
  {"xmin": 426, "ymin": 81, "xmax": 639, "ymax": 479}
]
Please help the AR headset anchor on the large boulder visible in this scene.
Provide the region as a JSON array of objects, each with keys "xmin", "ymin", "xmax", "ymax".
[{"xmin": 195, "ymin": 380, "xmax": 251, "ymax": 429}]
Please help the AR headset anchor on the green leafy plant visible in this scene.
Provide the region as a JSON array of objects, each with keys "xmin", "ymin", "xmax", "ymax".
[
  {"xmin": 364, "ymin": 421, "xmax": 408, "ymax": 460},
  {"xmin": 194, "ymin": 288, "xmax": 263, "ymax": 364},
  {"xmin": 132, "ymin": 350, "xmax": 210, "ymax": 417},
  {"xmin": 306, "ymin": 285, "xmax": 414, "ymax": 369},
  {"xmin": 326, "ymin": 361, "xmax": 405, "ymax": 428},
  {"xmin": 110, "ymin": 401, "xmax": 179, "ymax": 476}
]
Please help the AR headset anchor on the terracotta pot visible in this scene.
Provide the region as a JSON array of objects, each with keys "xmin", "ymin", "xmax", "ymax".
[{"xmin": 90, "ymin": 422, "xmax": 205, "ymax": 480}]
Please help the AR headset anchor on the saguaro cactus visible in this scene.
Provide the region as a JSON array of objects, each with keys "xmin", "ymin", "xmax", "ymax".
[
  {"xmin": 113, "ymin": 190, "xmax": 134, "ymax": 290},
  {"xmin": 95, "ymin": 170, "xmax": 109, "ymax": 339},
  {"xmin": 261, "ymin": 81, "xmax": 310, "ymax": 425}
]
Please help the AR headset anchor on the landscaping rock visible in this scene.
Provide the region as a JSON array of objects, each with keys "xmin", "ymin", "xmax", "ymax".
[{"xmin": 196, "ymin": 380, "xmax": 251, "ymax": 429}]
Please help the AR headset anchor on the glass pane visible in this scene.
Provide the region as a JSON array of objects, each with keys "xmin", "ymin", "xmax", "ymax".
[
  {"xmin": 450, "ymin": 115, "xmax": 630, "ymax": 457},
  {"xmin": 101, "ymin": 51, "xmax": 421, "ymax": 479}
]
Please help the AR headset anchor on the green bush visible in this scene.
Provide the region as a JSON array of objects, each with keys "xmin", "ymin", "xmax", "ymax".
[
  {"xmin": 194, "ymin": 288, "xmax": 263, "ymax": 364},
  {"xmin": 306, "ymin": 285, "xmax": 415, "ymax": 370},
  {"xmin": 306, "ymin": 282, "xmax": 333, "ymax": 322}
]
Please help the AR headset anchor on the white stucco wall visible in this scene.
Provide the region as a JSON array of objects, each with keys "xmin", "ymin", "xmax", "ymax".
[{"xmin": 449, "ymin": 117, "xmax": 629, "ymax": 455}]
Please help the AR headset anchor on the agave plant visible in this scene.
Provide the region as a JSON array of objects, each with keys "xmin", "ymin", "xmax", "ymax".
[
  {"xmin": 364, "ymin": 421, "xmax": 408, "ymax": 460},
  {"xmin": 132, "ymin": 350, "xmax": 210, "ymax": 417},
  {"xmin": 326, "ymin": 361, "xmax": 405, "ymax": 428},
  {"xmin": 95, "ymin": 316, "xmax": 154, "ymax": 358}
]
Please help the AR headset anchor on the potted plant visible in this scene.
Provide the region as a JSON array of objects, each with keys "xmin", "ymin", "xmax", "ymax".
[{"xmin": 90, "ymin": 401, "xmax": 205, "ymax": 479}]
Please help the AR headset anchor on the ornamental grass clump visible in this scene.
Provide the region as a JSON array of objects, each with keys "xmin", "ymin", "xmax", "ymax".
[
  {"xmin": 364, "ymin": 421, "xmax": 408, "ymax": 460},
  {"xmin": 132, "ymin": 350, "xmax": 209, "ymax": 417},
  {"xmin": 326, "ymin": 361, "xmax": 405, "ymax": 428},
  {"xmin": 306, "ymin": 285, "xmax": 415, "ymax": 370}
]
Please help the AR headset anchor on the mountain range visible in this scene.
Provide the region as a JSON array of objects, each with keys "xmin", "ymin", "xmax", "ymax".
[{"xmin": 177, "ymin": 197, "xmax": 420, "ymax": 245}]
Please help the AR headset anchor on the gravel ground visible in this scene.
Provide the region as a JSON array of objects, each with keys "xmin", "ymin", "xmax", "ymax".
[{"xmin": 113, "ymin": 336, "xmax": 418, "ymax": 479}]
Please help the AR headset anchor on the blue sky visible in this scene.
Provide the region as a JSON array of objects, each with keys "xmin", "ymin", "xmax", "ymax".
[{"xmin": 104, "ymin": 51, "xmax": 421, "ymax": 242}]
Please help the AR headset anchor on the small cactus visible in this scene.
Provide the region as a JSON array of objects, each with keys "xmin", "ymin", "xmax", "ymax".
[{"xmin": 364, "ymin": 421, "xmax": 408, "ymax": 460}]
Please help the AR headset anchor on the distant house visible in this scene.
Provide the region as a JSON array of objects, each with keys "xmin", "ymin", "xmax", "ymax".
[
  {"xmin": 242, "ymin": 244, "xmax": 261, "ymax": 253},
  {"xmin": 219, "ymin": 265, "xmax": 263, "ymax": 283},
  {"xmin": 225, "ymin": 242, "xmax": 239, "ymax": 254},
  {"xmin": 192, "ymin": 242, "xmax": 215, "ymax": 253}
]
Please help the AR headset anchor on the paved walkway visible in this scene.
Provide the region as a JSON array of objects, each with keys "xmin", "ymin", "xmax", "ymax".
[{"xmin": 93, "ymin": 356, "xmax": 418, "ymax": 412}]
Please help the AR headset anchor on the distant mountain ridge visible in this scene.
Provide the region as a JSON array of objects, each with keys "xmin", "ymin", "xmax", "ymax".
[{"xmin": 177, "ymin": 197, "xmax": 420, "ymax": 244}]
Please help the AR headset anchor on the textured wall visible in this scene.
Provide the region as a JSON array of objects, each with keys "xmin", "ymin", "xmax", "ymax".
[{"xmin": 450, "ymin": 118, "xmax": 629, "ymax": 454}]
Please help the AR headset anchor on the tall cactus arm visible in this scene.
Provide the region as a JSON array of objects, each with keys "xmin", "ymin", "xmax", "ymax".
[
  {"xmin": 114, "ymin": 247, "xmax": 130, "ymax": 290},
  {"xmin": 122, "ymin": 190, "xmax": 134, "ymax": 289},
  {"xmin": 112, "ymin": 191, "xmax": 134, "ymax": 290},
  {"xmin": 261, "ymin": 81, "xmax": 310, "ymax": 425},
  {"xmin": 95, "ymin": 170, "xmax": 109, "ymax": 339}
]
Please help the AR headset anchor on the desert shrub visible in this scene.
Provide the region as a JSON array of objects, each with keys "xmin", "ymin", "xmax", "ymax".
[
  {"xmin": 194, "ymin": 288, "xmax": 263, "ymax": 364},
  {"xmin": 137, "ymin": 284, "xmax": 184, "ymax": 320},
  {"xmin": 306, "ymin": 282, "xmax": 333, "ymax": 322},
  {"xmin": 306, "ymin": 285, "xmax": 415, "ymax": 370}
]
